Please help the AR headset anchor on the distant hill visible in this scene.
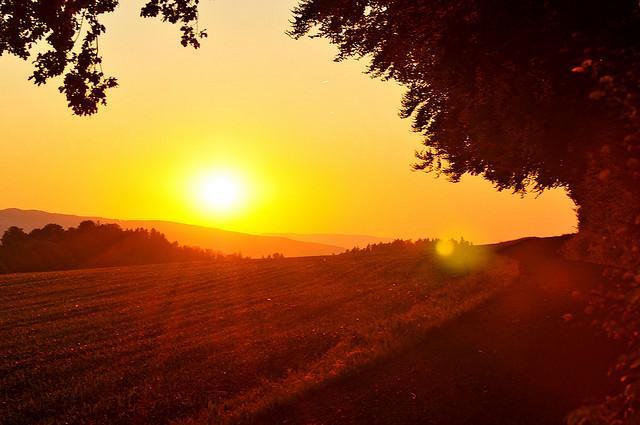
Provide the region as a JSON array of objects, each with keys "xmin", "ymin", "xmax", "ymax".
[
  {"xmin": 265, "ymin": 233, "xmax": 393, "ymax": 249},
  {"xmin": 0, "ymin": 209, "xmax": 345, "ymax": 258}
]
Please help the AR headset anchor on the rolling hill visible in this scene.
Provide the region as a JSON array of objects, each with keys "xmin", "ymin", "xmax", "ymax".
[
  {"xmin": 0, "ymin": 208, "xmax": 344, "ymax": 258},
  {"xmin": 0, "ymin": 237, "xmax": 618, "ymax": 424},
  {"xmin": 0, "ymin": 240, "xmax": 520, "ymax": 424},
  {"xmin": 265, "ymin": 233, "xmax": 393, "ymax": 249}
]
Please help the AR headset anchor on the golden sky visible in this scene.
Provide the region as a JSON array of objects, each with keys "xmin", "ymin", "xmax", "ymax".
[{"xmin": 0, "ymin": 0, "xmax": 577, "ymax": 243}]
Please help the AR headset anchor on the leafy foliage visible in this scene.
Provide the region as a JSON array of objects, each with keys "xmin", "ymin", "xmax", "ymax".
[
  {"xmin": 0, "ymin": 221, "xmax": 219, "ymax": 273},
  {"xmin": 289, "ymin": 0, "xmax": 638, "ymax": 193},
  {"xmin": 560, "ymin": 266, "xmax": 639, "ymax": 425},
  {"xmin": 560, "ymin": 32, "xmax": 640, "ymax": 424},
  {"xmin": 0, "ymin": 0, "xmax": 206, "ymax": 115}
]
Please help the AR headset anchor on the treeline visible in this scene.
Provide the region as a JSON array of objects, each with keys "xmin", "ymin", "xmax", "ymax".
[
  {"xmin": 0, "ymin": 221, "xmax": 235, "ymax": 274},
  {"xmin": 341, "ymin": 238, "xmax": 485, "ymax": 275},
  {"xmin": 342, "ymin": 238, "xmax": 473, "ymax": 255}
]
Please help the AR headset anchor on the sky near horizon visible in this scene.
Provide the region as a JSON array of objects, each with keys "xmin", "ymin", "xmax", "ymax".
[{"xmin": 0, "ymin": 0, "xmax": 577, "ymax": 244}]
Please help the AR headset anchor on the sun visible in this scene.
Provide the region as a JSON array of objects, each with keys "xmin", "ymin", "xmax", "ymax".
[{"xmin": 195, "ymin": 172, "xmax": 245, "ymax": 213}]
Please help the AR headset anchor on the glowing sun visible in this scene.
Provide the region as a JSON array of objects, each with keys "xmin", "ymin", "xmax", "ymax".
[{"xmin": 196, "ymin": 172, "xmax": 245, "ymax": 212}]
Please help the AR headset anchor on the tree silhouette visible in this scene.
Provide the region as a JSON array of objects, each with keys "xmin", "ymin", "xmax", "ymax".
[
  {"xmin": 0, "ymin": 0, "xmax": 206, "ymax": 115},
  {"xmin": 1, "ymin": 226, "xmax": 27, "ymax": 248},
  {"xmin": 290, "ymin": 0, "xmax": 638, "ymax": 192},
  {"xmin": 0, "ymin": 221, "xmax": 227, "ymax": 273}
]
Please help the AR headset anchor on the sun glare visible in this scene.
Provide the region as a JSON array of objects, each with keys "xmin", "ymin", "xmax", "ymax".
[
  {"xmin": 436, "ymin": 239, "xmax": 455, "ymax": 257},
  {"xmin": 195, "ymin": 172, "xmax": 245, "ymax": 213}
]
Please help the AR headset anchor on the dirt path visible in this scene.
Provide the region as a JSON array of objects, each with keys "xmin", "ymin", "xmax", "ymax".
[{"xmin": 253, "ymin": 237, "xmax": 622, "ymax": 425}]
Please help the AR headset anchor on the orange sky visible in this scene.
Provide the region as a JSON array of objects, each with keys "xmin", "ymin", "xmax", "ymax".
[{"xmin": 0, "ymin": 0, "xmax": 577, "ymax": 243}]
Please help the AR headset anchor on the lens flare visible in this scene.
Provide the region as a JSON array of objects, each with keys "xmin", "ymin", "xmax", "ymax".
[{"xmin": 436, "ymin": 239, "xmax": 455, "ymax": 256}]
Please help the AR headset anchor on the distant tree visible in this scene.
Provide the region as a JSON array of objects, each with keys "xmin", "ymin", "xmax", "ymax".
[
  {"xmin": 1, "ymin": 226, "xmax": 27, "ymax": 248},
  {"xmin": 77, "ymin": 220, "xmax": 98, "ymax": 231},
  {"xmin": 0, "ymin": 0, "xmax": 206, "ymax": 115},
  {"xmin": 0, "ymin": 221, "xmax": 223, "ymax": 273},
  {"xmin": 29, "ymin": 223, "xmax": 65, "ymax": 240}
]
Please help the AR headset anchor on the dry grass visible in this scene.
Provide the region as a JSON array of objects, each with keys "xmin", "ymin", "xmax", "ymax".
[{"xmin": 0, "ymin": 247, "xmax": 518, "ymax": 424}]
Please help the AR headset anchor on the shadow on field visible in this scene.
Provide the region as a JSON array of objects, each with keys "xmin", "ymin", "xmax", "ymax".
[{"xmin": 251, "ymin": 237, "xmax": 623, "ymax": 425}]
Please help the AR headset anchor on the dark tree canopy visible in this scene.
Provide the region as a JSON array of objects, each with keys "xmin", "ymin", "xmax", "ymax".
[
  {"xmin": 0, "ymin": 221, "xmax": 220, "ymax": 273},
  {"xmin": 0, "ymin": 0, "xmax": 206, "ymax": 115},
  {"xmin": 289, "ymin": 0, "xmax": 640, "ymax": 193}
]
